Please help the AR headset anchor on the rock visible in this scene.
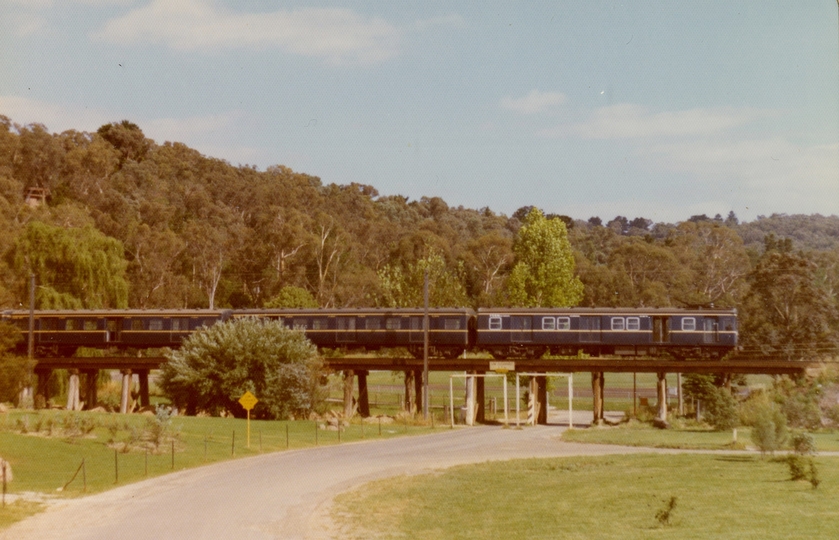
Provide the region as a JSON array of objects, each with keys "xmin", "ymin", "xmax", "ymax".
[
  {"xmin": 87, "ymin": 406, "xmax": 108, "ymax": 413},
  {"xmin": 0, "ymin": 459, "xmax": 12, "ymax": 482},
  {"xmin": 0, "ymin": 403, "xmax": 8, "ymax": 413},
  {"xmin": 136, "ymin": 405, "xmax": 157, "ymax": 415}
]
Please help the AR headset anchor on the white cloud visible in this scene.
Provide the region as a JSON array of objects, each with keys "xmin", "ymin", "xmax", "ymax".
[
  {"xmin": 540, "ymin": 103, "xmax": 771, "ymax": 139},
  {"xmin": 500, "ymin": 90, "xmax": 567, "ymax": 115},
  {"xmin": 91, "ymin": 0, "xmax": 401, "ymax": 65}
]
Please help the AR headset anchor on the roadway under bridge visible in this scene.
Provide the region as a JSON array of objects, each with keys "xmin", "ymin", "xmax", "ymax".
[{"xmin": 32, "ymin": 355, "xmax": 823, "ymax": 425}]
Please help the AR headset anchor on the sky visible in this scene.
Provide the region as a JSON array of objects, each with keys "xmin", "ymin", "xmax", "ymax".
[{"xmin": 1, "ymin": 0, "xmax": 837, "ymax": 223}]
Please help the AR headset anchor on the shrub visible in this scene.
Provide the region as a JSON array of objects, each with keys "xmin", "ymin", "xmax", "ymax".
[
  {"xmin": 791, "ymin": 432, "xmax": 816, "ymax": 455},
  {"xmin": 703, "ymin": 387, "xmax": 739, "ymax": 431},
  {"xmin": 786, "ymin": 455, "xmax": 808, "ymax": 481},
  {"xmin": 750, "ymin": 405, "xmax": 788, "ymax": 455}
]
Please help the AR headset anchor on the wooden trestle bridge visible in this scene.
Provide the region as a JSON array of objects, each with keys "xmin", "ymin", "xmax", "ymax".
[{"xmin": 32, "ymin": 353, "xmax": 823, "ymax": 425}]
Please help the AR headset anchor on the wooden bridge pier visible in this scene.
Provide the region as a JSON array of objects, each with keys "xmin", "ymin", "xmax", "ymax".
[
  {"xmin": 591, "ymin": 372, "xmax": 605, "ymax": 426},
  {"xmin": 656, "ymin": 372, "xmax": 668, "ymax": 423}
]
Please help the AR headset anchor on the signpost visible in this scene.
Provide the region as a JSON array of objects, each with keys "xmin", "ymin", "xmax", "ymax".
[{"xmin": 238, "ymin": 391, "xmax": 258, "ymax": 448}]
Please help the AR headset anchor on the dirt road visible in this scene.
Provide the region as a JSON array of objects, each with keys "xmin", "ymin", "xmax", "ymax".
[{"xmin": 2, "ymin": 423, "xmax": 650, "ymax": 540}]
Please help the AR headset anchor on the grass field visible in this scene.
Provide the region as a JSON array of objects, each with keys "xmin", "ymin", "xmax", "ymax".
[{"xmin": 331, "ymin": 453, "xmax": 839, "ymax": 539}]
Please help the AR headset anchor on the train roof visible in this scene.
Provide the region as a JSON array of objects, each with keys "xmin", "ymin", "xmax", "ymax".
[
  {"xmin": 1, "ymin": 309, "xmax": 226, "ymax": 317},
  {"xmin": 476, "ymin": 307, "xmax": 737, "ymax": 316},
  {"xmin": 234, "ymin": 308, "xmax": 475, "ymax": 315}
]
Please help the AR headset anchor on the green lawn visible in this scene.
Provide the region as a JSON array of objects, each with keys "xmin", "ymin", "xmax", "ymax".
[
  {"xmin": 331, "ymin": 453, "xmax": 839, "ymax": 539},
  {"xmin": 561, "ymin": 421, "xmax": 839, "ymax": 452}
]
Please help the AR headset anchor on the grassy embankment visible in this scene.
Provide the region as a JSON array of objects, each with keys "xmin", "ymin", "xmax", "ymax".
[{"xmin": 331, "ymin": 453, "xmax": 839, "ymax": 539}]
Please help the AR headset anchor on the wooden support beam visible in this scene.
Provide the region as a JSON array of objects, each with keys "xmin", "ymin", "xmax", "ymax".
[
  {"xmin": 536, "ymin": 374, "xmax": 548, "ymax": 425},
  {"xmin": 413, "ymin": 368, "xmax": 423, "ymax": 416},
  {"xmin": 403, "ymin": 370, "xmax": 415, "ymax": 414},
  {"xmin": 120, "ymin": 369, "xmax": 132, "ymax": 414},
  {"xmin": 656, "ymin": 372, "xmax": 668, "ymax": 423},
  {"xmin": 34, "ymin": 368, "xmax": 52, "ymax": 409},
  {"xmin": 82, "ymin": 369, "xmax": 98, "ymax": 410},
  {"xmin": 343, "ymin": 369, "xmax": 355, "ymax": 419},
  {"xmin": 137, "ymin": 369, "xmax": 150, "ymax": 408},
  {"xmin": 476, "ymin": 371, "xmax": 486, "ymax": 424},
  {"xmin": 66, "ymin": 369, "xmax": 80, "ymax": 411},
  {"xmin": 591, "ymin": 372, "xmax": 604, "ymax": 426},
  {"xmin": 357, "ymin": 370, "xmax": 370, "ymax": 417}
]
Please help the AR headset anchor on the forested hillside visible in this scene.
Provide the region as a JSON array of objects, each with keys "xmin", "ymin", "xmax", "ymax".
[{"xmin": 1, "ymin": 116, "xmax": 838, "ymax": 358}]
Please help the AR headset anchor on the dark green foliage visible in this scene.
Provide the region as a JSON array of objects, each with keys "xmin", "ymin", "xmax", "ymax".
[
  {"xmin": 792, "ymin": 432, "xmax": 817, "ymax": 456},
  {"xmin": 786, "ymin": 455, "xmax": 808, "ymax": 481},
  {"xmin": 159, "ymin": 318, "xmax": 324, "ymax": 419},
  {"xmin": 750, "ymin": 405, "xmax": 788, "ymax": 455},
  {"xmin": 682, "ymin": 374, "xmax": 739, "ymax": 430},
  {"xmin": 264, "ymin": 286, "xmax": 319, "ymax": 308},
  {"xmin": 773, "ymin": 377, "xmax": 822, "ymax": 430}
]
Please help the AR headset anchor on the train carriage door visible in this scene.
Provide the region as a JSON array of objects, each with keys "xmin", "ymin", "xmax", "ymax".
[
  {"xmin": 652, "ymin": 317, "xmax": 670, "ymax": 343},
  {"xmin": 580, "ymin": 316, "xmax": 601, "ymax": 343},
  {"xmin": 510, "ymin": 315, "xmax": 532, "ymax": 342},
  {"xmin": 409, "ymin": 316, "xmax": 424, "ymax": 343},
  {"xmin": 703, "ymin": 317, "xmax": 719, "ymax": 343},
  {"xmin": 336, "ymin": 317, "xmax": 356, "ymax": 342},
  {"xmin": 106, "ymin": 318, "xmax": 120, "ymax": 343}
]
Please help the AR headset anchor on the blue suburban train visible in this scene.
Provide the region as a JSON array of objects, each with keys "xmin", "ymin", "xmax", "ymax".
[{"xmin": 1, "ymin": 306, "xmax": 737, "ymax": 360}]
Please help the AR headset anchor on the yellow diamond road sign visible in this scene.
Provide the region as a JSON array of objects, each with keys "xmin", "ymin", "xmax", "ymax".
[{"xmin": 238, "ymin": 391, "xmax": 258, "ymax": 411}]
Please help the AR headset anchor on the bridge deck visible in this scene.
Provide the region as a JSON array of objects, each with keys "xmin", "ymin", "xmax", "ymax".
[{"xmin": 33, "ymin": 355, "xmax": 820, "ymax": 375}]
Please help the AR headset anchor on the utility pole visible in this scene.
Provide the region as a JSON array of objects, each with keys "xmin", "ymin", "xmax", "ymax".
[{"xmin": 422, "ymin": 269, "xmax": 429, "ymax": 420}]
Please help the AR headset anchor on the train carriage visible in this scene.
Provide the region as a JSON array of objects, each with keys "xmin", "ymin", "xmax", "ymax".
[
  {"xmin": 232, "ymin": 308, "xmax": 474, "ymax": 358},
  {"xmin": 1, "ymin": 309, "xmax": 230, "ymax": 354},
  {"xmin": 476, "ymin": 307, "xmax": 737, "ymax": 359}
]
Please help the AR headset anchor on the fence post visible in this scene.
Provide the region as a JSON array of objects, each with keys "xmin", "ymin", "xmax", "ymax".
[{"xmin": 2, "ymin": 459, "xmax": 6, "ymax": 507}]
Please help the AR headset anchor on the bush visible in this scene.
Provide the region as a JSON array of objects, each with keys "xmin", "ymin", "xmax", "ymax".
[
  {"xmin": 750, "ymin": 405, "xmax": 788, "ymax": 455},
  {"xmin": 703, "ymin": 387, "xmax": 739, "ymax": 431},
  {"xmin": 160, "ymin": 318, "xmax": 324, "ymax": 419},
  {"xmin": 791, "ymin": 432, "xmax": 816, "ymax": 455},
  {"xmin": 786, "ymin": 455, "xmax": 808, "ymax": 481},
  {"xmin": 774, "ymin": 377, "xmax": 821, "ymax": 429}
]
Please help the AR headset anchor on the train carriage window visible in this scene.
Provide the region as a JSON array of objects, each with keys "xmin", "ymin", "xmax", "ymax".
[
  {"xmin": 312, "ymin": 319, "xmax": 328, "ymax": 330},
  {"xmin": 626, "ymin": 317, "xmax": 640, "ymax": 331},
  {"xmin": 131, "ymin": 320, "xmax": 143, "ymax": 330},
  {"xmin": 171, "ymin": 318, "xmax": 185, "ymax": 331},
  {"xmin": 386, "ymin": 317, "xmax": 401, "ymax": 330},
  {"xmin": 410, "ymin": 317, "xmax": 422, "ymax": 330},
  {"xmin": 611, "ymin": 317, "xmax": 625, "ymax": 331},
  {"xmin": 83, "ymin": 320, "xmax": 98, "ymax": 331},
  {"xmin": 682, "ymin": 318, "xmax": 696, "ymax": 331},
  {"xmin": 293, "ymin": 318, "xmax": 308, "ymax": 330},
  {"xmin": 203, "ymin": 319, "xmax": 216, "ymax": 328},
  {"xmin": 557, "ymin": 317, "xmax": 571, "ymax": 331},
  {"xmin": 42, "ymin": 318, "xmax": 58, "ymax": 331},
  {"xmin": 149, "ymin": 319, "xmax": 163, "ymax": 331},
  {"xmin": 365, "ymin": 318, "xmax": 381, "ymax": 330},
  {"xmin": 488, "ymin": 315, "xmax": 502, "ymax": 330},
  {"xmin": 65, "ymin": 319, "xmax": 77, "ymax": 331},
  {"xmin": 444, "ymin": 318, "xmax": 461, "ymax": 330},
  {"xmin": 542, "ymin": 317, "xmax": 556, "ymax": 331}
]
